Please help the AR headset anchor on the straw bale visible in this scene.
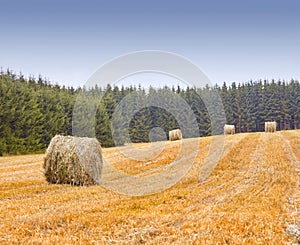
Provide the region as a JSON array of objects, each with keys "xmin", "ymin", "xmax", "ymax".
[
  {"xmin": 43, "ymin": 135, "xmax": 102, "ymax": 185},
  {"xmin": 224, "ymin": 124, "xmax": 235, "ymax": 135},
  {"xmin": 169, "ymin": 129, "xmax": 182, "ymax": 141},
  {"xmin": 265, "ymin": 121, "xmax": 276, "ymax": 133}
]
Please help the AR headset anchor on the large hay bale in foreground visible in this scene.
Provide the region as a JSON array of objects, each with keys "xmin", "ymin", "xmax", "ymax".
[
  {"xmin": 169, "ymin": 129, "xmax": 182, "ymax": 141},
  {"xmin": 43, "ymin": 135, "xmax": 103, "ymax": 186}
]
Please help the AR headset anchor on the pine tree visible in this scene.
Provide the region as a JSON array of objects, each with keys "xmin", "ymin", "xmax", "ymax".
[{"xmin": 95, "ymin": 102, "xmax": 114, "ymax": 147}]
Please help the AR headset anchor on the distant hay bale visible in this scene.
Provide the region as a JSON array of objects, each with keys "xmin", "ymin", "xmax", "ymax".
[
  {"xmin": 43, "ymin": 135, "xmax": 103, "ymax": 186},
  {"xmin": 169, "ymin": 129, "xmax": 182, "ymax": 141},
  {"xmin": 224, "ymin": 124, "xmax": 235, "ymax": 135},
  {"xmin": 265, "ymin": 121, "xmax": 276, "ymax": 133}
]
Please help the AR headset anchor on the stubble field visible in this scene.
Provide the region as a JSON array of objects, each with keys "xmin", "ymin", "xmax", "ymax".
[{"xmin": 0, "ymin": 131, "xmax": 300, "ymax": 244}]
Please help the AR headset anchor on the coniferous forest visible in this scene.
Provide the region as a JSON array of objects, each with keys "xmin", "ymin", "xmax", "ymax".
[{"xmin": 1, "ymin": 70, "xmax": 300, "ymax": 155}]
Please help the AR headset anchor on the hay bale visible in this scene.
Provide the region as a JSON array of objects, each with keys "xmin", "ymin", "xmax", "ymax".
[
  {"xmin": 265, "ymin": 121, "xmax": 276, "ymax": 133},
  {"xmin": 224, "ymin": 124, "xmax": 235, "ymax": 135},
  {"xmin": 286, "ymin": 223, "xmax": 300, "ymax": 241},
  {"xmin": 169, "ymin": 129, "xmax": 182, "ymax": 141},
  {"xmin": 43, "ymin": 135, "xmax": 103, "ymax": 186}
]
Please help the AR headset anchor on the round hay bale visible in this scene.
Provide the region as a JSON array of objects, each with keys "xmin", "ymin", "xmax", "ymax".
[
  {"xmin": 43, "ymin": 135, "xmax": 103, "ymax": 186},
  {"xmin": 224, "ymin": 124, "xmax": 235, "ymax": 135},
  {"xmin": 169, "ymin": 129, "xmax": 182, "ymax": 141},
  {"xmin": 265, "ymin": 121, "xmax": 276, "ymax": 133}
]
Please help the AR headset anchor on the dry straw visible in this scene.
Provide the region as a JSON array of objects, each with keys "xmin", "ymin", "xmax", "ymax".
[
  {"xmin": 169, "ymin": 129, "xmax": 182, "ymax": 141},
  {"xmin": 224, "ymin": 124, "xmax": 235, "ymax": 135},
  {"xmin": 265, "ymin": 121, "xmax": 277, "ymax": 133},
  {"xmin": 43, "ymin": 135, "xmax": 103, "ymax": 186}
]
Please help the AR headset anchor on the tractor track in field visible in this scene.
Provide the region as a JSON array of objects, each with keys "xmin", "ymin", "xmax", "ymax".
[
  {"xmin": 0, "ymin": 161, "xmax": 41, "ymax": 170},
  {"xmin": 191, "ymin": 133, "xmax": 294, "ymax": 216},
  {"xmin": 279, "ymin": 132, "xmax": 300, "ymax": 204},
  {"xmin": 221, "ymin": 132, "xmax": 267, "ymax": 199},
  {"xmin": 278, "ymin": 131, "xmax": 300, "ymax": 242},
  {"xmin": 101, "ymin": 133, "xmax": 250, "ymax": 196},
  {"xmin": 185, "ymin": 133, "xmax": 261, "ymax": 212}
]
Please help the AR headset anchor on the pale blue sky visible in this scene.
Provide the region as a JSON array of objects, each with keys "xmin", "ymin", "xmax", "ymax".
[{"xmin": 0, "ymin": 0, "xmax": 299, "ymax": 87}]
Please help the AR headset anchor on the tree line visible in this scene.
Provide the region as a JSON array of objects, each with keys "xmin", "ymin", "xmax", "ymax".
[{"xmin": 0, "ymin": 70, "xmax": 299, "ymax": 155}]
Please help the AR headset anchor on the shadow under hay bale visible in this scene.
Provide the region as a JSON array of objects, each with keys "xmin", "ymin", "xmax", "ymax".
[{"xmin": 43, "ymin": 135, "xmax": 103, "ymax": 186}]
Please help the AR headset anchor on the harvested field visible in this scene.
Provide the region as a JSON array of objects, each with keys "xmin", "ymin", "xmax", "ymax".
[{"xmin": 0, "ymin": 131, "xmax": 300, "ymax": 244}]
